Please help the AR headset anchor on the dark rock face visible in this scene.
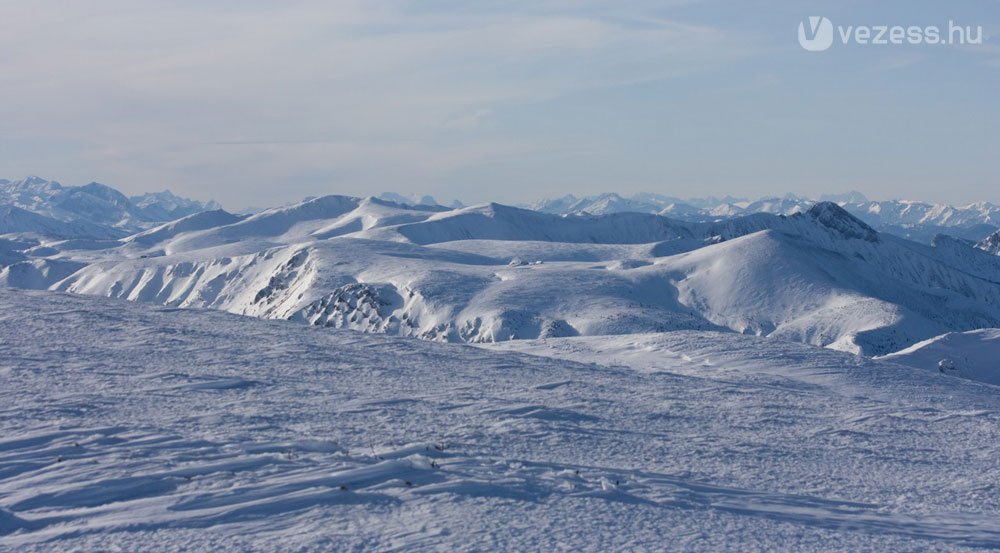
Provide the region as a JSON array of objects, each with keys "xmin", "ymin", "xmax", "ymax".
[{"xmin": 806, "ymin": 202, "xmax": 879, "ymax": 242}]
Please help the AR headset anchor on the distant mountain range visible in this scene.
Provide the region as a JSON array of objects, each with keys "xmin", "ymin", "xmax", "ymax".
[
  {"xmin": 0, "ymin": 176, "xmax": 221, "ymax": 238},
  {"xmin": 5, "ymin": 177, "xmax": 996, "ymax": 247},
  {"xmin": 527, "ymin": 192, "xmax": 1000, "ymax": 244}
]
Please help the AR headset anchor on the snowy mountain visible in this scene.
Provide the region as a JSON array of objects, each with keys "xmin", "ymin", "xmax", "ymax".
[
  {"xmin": 528, "ymin": 192, "xmax": 678, "ymax": 217},
  {"xmin": 4, "ymin": 287, "xmax": 1000, "ymax": 550},
  {"xmin": 122, "ymin": 209, "xmax": 246, "ymax": 247},
  {"xmin": 528, "ymin": 192, "xmax": 1000, "ymax": 244},
  {"xmin": 0, "ymin": 176, "xmax": 221, "ymax": 236},
  {"xmin": 130, "ymin": 190, "xmax": 223, "ymax": 221},
  {"xmin": 5, "ymin": 193, "xmax": 1000, "ymax": 357},
  {"xmin": 377, "ymin": 192, "xmax": 465, "ymax": 209},
  {"xmin": 979, "ymin": 229, "xmax": 1000, "ymax": 255}
]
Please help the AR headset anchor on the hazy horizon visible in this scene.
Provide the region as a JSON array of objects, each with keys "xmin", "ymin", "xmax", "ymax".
[{"xmin": 8, "ymin": 173, "xmax": 1000, "ymax": 212}]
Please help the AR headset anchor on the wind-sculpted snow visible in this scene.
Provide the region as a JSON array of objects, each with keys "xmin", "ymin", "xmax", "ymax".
[
  {"xmin": 3, "ymin": 289, "xmax": 1000, "ymax": 550},
  {"xmin": 5, "ymin": 195, "xmax": 1000, "ymax": 356}
]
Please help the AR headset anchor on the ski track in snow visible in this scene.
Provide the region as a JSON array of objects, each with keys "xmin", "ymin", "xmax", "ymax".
[{"xmin": 2, "ymin": 289, "xmax": 1000, "ymax": 551}]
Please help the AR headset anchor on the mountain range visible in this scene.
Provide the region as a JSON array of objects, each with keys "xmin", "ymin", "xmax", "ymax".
[
  {"xmin": 6, "ymin": 179, "xmax": 1000, "ymax": 548},
  {"xmin": 5, "ymin": 176, "xmax": 996, "ymax": 246},
  {"xmin": 527, "ymin": 191, "xmax": 1000, "ymax": 244},
  {"xmin": 4, "ymin": 187, "xmax": 1000, "ymax": 361},
  {"xmin": 0, "ymin": 176, "xmax": 221, "ymax": 238}
]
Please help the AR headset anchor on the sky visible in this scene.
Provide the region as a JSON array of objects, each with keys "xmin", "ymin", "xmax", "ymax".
[{"xmin": 0, "ymin": 0, "xmax": 997, "ymax": 209}]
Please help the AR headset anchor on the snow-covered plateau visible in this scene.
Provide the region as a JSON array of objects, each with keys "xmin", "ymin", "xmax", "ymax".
[{"xmin": 3, "ymin": 288, "xmax": 1000, "ymax": 551}]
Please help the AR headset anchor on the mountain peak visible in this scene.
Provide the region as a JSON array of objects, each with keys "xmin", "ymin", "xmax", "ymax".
[
  {"xmin": 78, "ymin": 182, "xmax": 130, "ymax": 204},
  {"xmin": 978, "ymin": 230, "xmax": 1000, "ymax": 255},
  {"xmin": 806, "ymin": 201, "xmax": 879, "ymax": 242}
]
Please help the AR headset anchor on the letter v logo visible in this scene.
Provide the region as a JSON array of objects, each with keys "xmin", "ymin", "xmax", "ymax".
[{"xmin": 798, "ymin": 16, "xmax": 834, "ymax": 51}]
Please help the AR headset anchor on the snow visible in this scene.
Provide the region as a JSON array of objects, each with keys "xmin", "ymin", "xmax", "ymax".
[
  {"xmin": 528, "ymin": 192, "xmax": 1000, "ymax": 244},
  {"xmin": 0, "ymin": 176, "xmax": 220, "ymax": 237},
  {"xmin": 130, "ymin": 190, "xmax": 223, "ymax": 221},
  {"xmin": 879, "ymin": 328, "xmax": 1000, "ymax": 385},
  {"xmin": 0, "ymin": 205, "xmax": 123, "ymax": 240},
  {"xmin": 3, "ymin": 288, "xmax": 1000, "ymax": 550},
  {"xmin": 123, "ymin": 210, "xmax": 244, "ymax": 248},
  {"xmin": 0, "ymin": 258, "xmax": 86, "ymax": 290},
  {"xmin": 5, "ymin": 195, "xmax": 1000, "ymax": 356},
  {"xmin": 0, "ymin": 239, "xmax": 29, "ymax": 267},
  {"xmin": 979, "ymin": 230, "xmax": 1000, "ymax": 255},
  {"xmin": 5, "ymin": 186, "xmax": 1000, "ymax": 549}
]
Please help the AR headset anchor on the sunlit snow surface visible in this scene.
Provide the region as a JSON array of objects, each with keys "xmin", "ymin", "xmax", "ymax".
[{"xmin": 2, "ymin": 289, "xmax": 1000, "ymax": 551}]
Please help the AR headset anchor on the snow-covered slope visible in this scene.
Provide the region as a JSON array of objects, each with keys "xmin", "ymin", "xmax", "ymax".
[
  {"xmin": 0, "ymin": 205, "xmax": 125, "ymax": 240},
  {"xmin": 123, "ymin": 209, "xmax": 245, "ymax": 248},
  {"xmin": 879, "ymin": 328, "xmax": 1000, "ymax": 385},
  {"xmin": 642, "ymin": 207, "xmax": 1000, "ymax": 355},
  {"xmin": 4, "ymin": 288, "xmax": 1000, "ymax": 550},
  {"xmin": 151, "ymin": 196, "xmax": 446, "ymax": 255},
  {"xmin": 0, "ymin": 238, "xmax": 29, "ymax": 266}
]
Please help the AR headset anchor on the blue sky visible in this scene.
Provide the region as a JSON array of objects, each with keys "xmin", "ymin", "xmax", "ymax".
[{"xmin": 0, "ymin": 0, "xmax": 996, "ymax": 208}]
